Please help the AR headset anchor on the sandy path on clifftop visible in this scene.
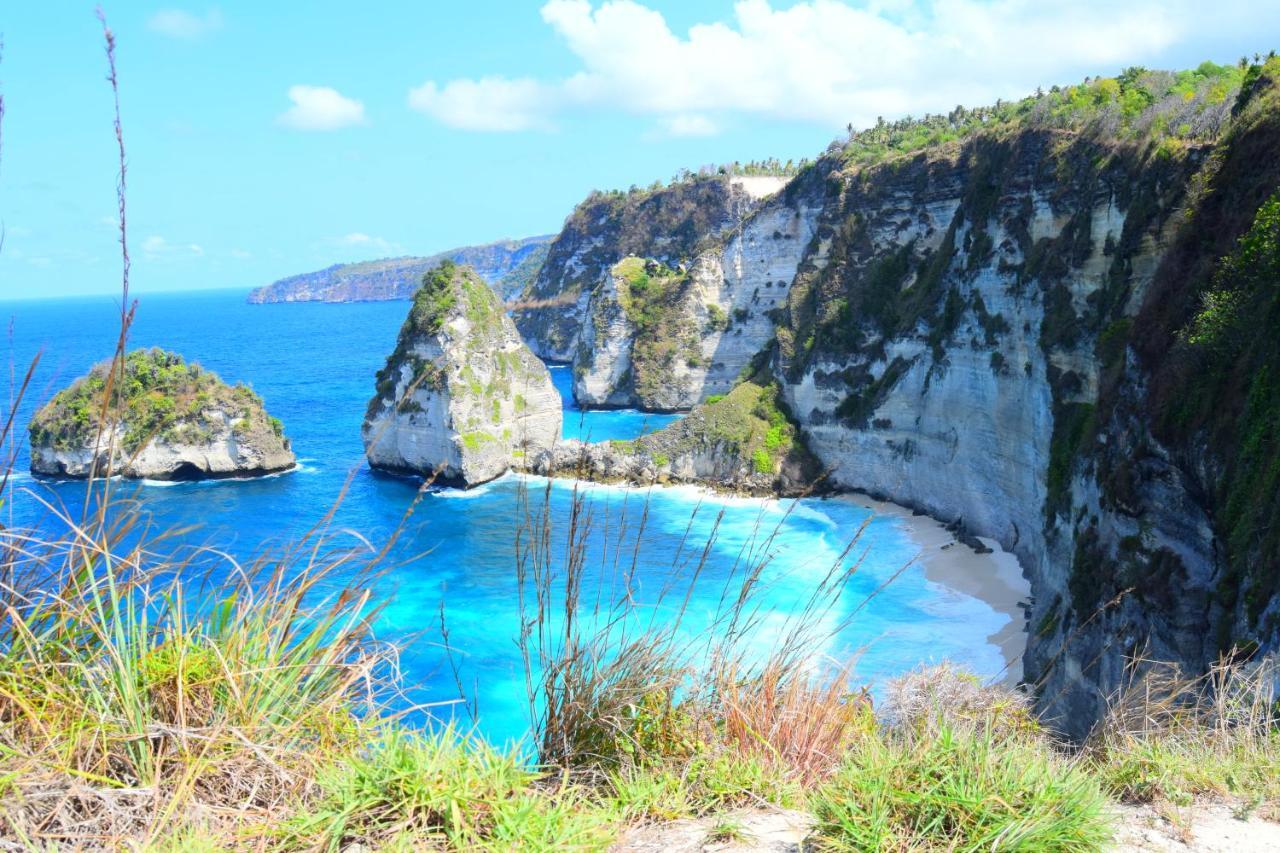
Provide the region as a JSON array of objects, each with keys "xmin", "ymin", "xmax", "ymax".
[{"xmin": 836, "ymin": 495, "xmax": 1031, "ymax": 685}]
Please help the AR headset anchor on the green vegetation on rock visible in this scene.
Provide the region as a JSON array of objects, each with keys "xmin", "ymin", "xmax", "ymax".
[
  {"xmin": 28, "ymin": 348, "xmax": 275, "ymax": 454},
  {"xmin": 836, "ymin": 61, "xmax": 1247, "ymax": 170},
  {"xmin": 1159, "ymin": 191, "xmax": 1280, "ymax": 624},
  {"xmin": 613, "ymin": 257, "xmax": 702, "ymax": 403},
  {"xmin": 407, "ymin": 259, "xmax": 461, "ymax": 334},
  {"xmin": 626, "ymin": 370, "xmax": 819, "ymax": 490},
  {"xmin": 370, "ymin": 260, "xmax": 501, "ymax": 420}
]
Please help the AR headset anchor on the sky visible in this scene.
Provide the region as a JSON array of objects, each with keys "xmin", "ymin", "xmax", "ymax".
[{"xmin": 1, "ymin": 1, "xmax": 1278, "ymax": 299}]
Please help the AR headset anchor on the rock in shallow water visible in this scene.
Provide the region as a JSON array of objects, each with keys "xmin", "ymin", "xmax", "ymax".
[{"xmin": 363, "ymin": 260, "xmax": 561, "ymax": 487}]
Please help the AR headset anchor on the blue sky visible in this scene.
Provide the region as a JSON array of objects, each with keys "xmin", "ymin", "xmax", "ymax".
[{"xmin": 2, "ymin": 1, "xmax": 1278, "ymax": 298}]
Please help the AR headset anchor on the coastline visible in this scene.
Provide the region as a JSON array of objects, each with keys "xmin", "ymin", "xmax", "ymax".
[
  {"xmin": 514, "ymin": 471, "xmax": 1031, "ymax": 685},
  {"xmin": 837, "ymin": 495, "xmax": 1030, "ymax": 685}
]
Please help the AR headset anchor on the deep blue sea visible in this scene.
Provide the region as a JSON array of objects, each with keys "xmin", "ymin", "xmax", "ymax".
[{"xmin": 1, "ymin": 288, "xmax": 1015, "ymax": 743}]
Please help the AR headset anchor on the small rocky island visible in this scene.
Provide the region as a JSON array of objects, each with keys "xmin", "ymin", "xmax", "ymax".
[
  {"xmin": 363, "ymin": 260, "xmax": 561, "ymax": 486},
  {"xmin": 28, "ymin": 348, "xmax": 295, "ymax": 480}
]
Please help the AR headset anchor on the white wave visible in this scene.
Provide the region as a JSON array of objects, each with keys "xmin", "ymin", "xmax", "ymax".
[{"xmin": 431, "ymin": 479, "xmax": 496, "ymax": 499}]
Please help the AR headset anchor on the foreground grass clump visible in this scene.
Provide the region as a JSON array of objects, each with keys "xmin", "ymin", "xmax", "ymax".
[
  {"xmin": 285, "ymin": 728, "xmax": 613, "ymax": 850},
  {"xmin": 1090, "ymin": 658, "xmax": 1280, "ymax": 816},
  {"xmin": 809, "ymin": 664, "xmax": 1111, "ymax": 851},
  {"xmin": 0, "ymin": 497, "xmax": 390, "ymax": 845},
  {"xmin": 813, "ymin": 726, "xmax": 1111, "ymax": 851}
]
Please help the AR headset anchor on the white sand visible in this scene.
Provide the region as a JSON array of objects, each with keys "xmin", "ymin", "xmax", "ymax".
[{"xmin": 834, "ymin": 495, "xmax": 1031, "ymax": 685}]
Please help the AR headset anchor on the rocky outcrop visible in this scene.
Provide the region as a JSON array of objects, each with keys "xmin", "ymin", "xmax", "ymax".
[
  {"xmin": 514, "ymin": 174, "xmax": 813, "ymax": 411},
  {"xmin": 247, "ymin": 235, "xmax": 551, "ymax": 304},
  {"xmin": 765, "ymin": 62, "xmax": 1280, "ymax": 736},
  {"xmin": 363, "ymin": 261, "xmax": 560, "ymax": 487},
  {"xmin": 529, "ymin": 374, "xmax": 821, "ymax": 496},
  {"xmin": 28, "ymin": 348, "xmax": 294, "ymax": 480},
  {"xmin": 520, "ymin": 62, "xmax": 1280, "ymax": 737}
]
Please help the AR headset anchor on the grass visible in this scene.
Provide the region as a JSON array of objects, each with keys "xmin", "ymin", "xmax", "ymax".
[
  {"xmin": 1089, "ymin": 657, "xmax": 1280, "ymax": 815},
  {"xmin": 2, "ymin": 477, "xmax": 1274, "ymax": 850},
  {"xmin": 812, "ymin": 724, "xmax": 1112, "ymax": 851}
]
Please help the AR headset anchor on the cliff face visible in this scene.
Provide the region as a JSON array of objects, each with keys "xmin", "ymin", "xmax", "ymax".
[
  {"xmin": 247, "ymin": 236, "xmax": 551, "ymax": 304},
  {"xmin": 28, "ymin": 349, "xmax": 294, "ymax": 480},
  {"xmin": 520, "ymin": 62, "xmax": 1280, "ymax": 736},
  {"xmin": 514, "ymin": 175, "xmax": 807, "ymax": 411},
  {"xmin": 771, "ymin": 63, "xmax": 1280, "ymax": 735},
  {"xmin": 363, "ymin": 261, "xmax": 561, "ymax": 487}
]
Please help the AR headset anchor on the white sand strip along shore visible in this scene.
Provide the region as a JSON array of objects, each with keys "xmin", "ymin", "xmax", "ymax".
[{"xmin": 839, "ymin": 495, "xmax": 1031, "ymax": 685}]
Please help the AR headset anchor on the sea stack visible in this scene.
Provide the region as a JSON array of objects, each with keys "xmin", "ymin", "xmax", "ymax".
[
  {"xmin": 28, "ymin": 348, "xmax": 295, "ymax": 480},
  {"xmin": 362, "ymin": 260, "xmax": 561, "ymax": 486}
]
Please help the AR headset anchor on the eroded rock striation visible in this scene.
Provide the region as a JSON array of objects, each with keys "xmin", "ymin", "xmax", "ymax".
[
  {"xmin": 28, "ymin": 348, "xmax": 295, "ymax": 480},
  {"xmin": 363, "ymin": 261, "xmax": 561, "ymax": 486},
  {"xmin": 511, "ymin": 61, "xmax": 1280, "ymax": 737},
  {"xmin": 514, "ymin": 173, "xmax": 809, "ymax": 411}
]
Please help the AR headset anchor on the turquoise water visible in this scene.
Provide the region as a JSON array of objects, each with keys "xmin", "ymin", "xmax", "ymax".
[
  {"xmin": 0, "ymin": 289, "xmax": 1013, "ymax": 743},
  {"xmin": 549, "ymin": 364, "xmax": 682, "ymax": 442}
]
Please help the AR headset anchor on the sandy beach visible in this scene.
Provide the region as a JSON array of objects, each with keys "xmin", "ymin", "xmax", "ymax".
[{"xmin": 833, "ymin": 495, "xmax": 1031, "ymax": 685}]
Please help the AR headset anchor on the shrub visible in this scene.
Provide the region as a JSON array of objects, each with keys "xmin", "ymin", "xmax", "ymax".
[{"xmin": 27, "ymin": 348, "xmax": 286, "ymax": 455}]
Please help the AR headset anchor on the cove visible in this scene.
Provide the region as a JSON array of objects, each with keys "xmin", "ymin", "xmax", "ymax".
[{"xmin": 2, "ymin": 288, "xmax": 1028, "ymax": 744}]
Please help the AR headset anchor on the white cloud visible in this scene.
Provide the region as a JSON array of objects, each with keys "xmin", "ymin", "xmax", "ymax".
[
  {"xmin": 230, "ymin": 248, "xmax": 252, "ymax": 259},
  {"xmin": 147, "ymin": 8, "xmax": 223, "ymax": 40},
  {"xmin": 408, "ymin": 77, "xmax": 555, "ymax": 131},
  {"xmin": 655, "ymin": 114, "xmax": 719, "ymax": 138},
  {"xmin": 338, "ymin": 233, "xmax": 400, "ymax": 254},
  {"xmin": 278, "ymin": 86, "xmax": 366, "ymax": 131},
  {"xmin": 405, "ymin": 0, "xmax": 1249, "ymax": 135},
  {"xmin": 141, "ymin": 235, "xmax": 204, "ymax": 260}
]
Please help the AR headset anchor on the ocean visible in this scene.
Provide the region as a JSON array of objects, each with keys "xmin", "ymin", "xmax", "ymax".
[{"xmin": 1, "ymin": 288, "xmax": 1016, "ymax": 743}]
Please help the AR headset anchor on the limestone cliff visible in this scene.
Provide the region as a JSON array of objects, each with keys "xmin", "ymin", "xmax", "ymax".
[
  {"xmin": 247, "ymin": 236, "xmax": 551, "ymax": 304},
  {"xmin": 363, "ymin": 261, "xmax": 561, "ymax": 487},
  {"xmin": 521, "ymin": 61, "xmax": 1280, "ymax": 737},
  {"xmin": 514, "ymin": 173, "xmax": 807, "ymax": 411},
  {"xmin": 28, "ymin": 348, "xmax": 295, "ymax": 480},
  {"xmin": 768, "ymin": 61, "xmax": 1280, "ymax": 735}
]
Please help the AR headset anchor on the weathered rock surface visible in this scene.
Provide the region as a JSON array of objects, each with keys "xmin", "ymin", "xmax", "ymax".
[
  {"xmin": 514, "ymin": 174, "xmax": 816, "ymax": 411},
  {"xmin": 363, "ymin": 261, "xmax": 560, "ymax": 486},
  {"xmin": 529, "ymin": 375, "xmax": 821, "ymax": 496},
  {"xmin": 28, "ymin": 349, "xmax": 294, "ymax": 480},
  {"xmin": 768, "ymin": 67, "xmax": 1280, "ymax": 735},
  {"xmin": 247, "ymin": 235, "xmax": 551, "ymax": 304},
  {"xmin": 516, "ymin": 63, "xmax": 1280, "ymax": 737}
]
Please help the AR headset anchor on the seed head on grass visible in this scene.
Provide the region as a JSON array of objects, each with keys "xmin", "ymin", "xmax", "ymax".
[{"xmin": 1090, "ymin": 655, "xmax": 1280, "ymax": 814}]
